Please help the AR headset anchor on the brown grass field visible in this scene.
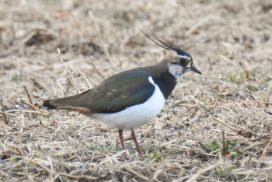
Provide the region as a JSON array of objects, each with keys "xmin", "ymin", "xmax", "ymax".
[{"xmin": 0, "ymin": 0, "xmax": 272, "ymax": 181}]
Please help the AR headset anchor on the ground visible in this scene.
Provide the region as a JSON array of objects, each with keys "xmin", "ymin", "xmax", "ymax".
[{"xmin": 0, "ymin": 0, "xmax": 272, "ymax": 181}]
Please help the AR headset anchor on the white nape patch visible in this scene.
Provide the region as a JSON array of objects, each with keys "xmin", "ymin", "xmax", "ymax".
[
  {"xmin": 92, "ymin": 76, "xmax": 165, "ymax": 130},
  {"xmin": 168, "ymin": 63, "xmax": 184, "ymax": 79},
  {"xmin": 177, "ymin": 55, "xmax": 190, "ymax": 60}
]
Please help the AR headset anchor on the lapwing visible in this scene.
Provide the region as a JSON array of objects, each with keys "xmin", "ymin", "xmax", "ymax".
[{"xmin": 43, "ymin": 31, "xmax": 201, "ymax": 155}]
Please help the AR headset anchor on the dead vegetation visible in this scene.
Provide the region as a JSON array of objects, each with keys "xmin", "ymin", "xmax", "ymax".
[{"xmin": 0, "ymin": 0, "xmax": 272, "ymax": 181}]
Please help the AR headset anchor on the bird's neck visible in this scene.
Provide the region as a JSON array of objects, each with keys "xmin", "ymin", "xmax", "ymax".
[{"xmin": 151, "ymin": 60, "xmax": 177, "ymax": 99}]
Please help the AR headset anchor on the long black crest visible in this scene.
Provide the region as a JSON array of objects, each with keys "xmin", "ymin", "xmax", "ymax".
[
  {"xmin": 140, "ymin": 29, "xmax": 175, "ymax": 51},
  {"xmin": 141, "ymin": 29, "xmax": 193, "ymax": 66}
]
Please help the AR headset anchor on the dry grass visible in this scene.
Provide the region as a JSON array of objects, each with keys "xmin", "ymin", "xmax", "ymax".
[{"xmin": 0, "ymin": 0, "xmax": 272, "ymax": 181}]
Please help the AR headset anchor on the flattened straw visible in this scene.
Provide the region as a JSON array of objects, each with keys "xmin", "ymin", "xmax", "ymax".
[
  {"xmin": 187, "ymin": 161, "xmax": 223, "ymax": 182},
  {"xmin": 260, "ymin": 137, "xmax": 272, "ymax": 159},
  {"xmin": 211, "ymin": 116, "xmax": 240, "ymax": 132}
]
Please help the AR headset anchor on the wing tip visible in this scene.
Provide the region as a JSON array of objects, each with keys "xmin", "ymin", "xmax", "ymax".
[{"xmin": 43, "ymin": 100, "xmax": 57, "ymax": 109}]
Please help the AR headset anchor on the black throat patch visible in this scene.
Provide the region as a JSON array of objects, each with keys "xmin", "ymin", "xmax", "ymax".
[{"xmin": 153, "ymin": 71, "xmax": 177, "ymax": 99}]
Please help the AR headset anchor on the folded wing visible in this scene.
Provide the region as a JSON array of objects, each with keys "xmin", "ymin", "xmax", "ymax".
[{"xmin": 43, "ymin": 68, "xmax": 155, "ymax": 113}]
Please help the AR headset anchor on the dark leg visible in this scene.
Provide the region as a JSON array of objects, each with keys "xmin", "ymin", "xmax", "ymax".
[
  {"xmin": 118, "ymin": 129, "xmax": 125, "ymax": 150},
  {"xmin": 131, "ymin": 129, "xmax": 142, "ymax": 155}
]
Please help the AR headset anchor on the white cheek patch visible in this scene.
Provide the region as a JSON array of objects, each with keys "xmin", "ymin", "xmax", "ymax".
[
  {"xmin": 168, "ymin": 64, "xmax": 183, "ymax": 79},
  {"xmin": 177, "ymin": 55, "xmax": 190, "ymax": 60}
]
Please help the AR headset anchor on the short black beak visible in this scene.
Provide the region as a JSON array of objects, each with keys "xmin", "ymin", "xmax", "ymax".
[{"xmin": 186, "ymin": 66, "xmax": 202, "ymax": 75}]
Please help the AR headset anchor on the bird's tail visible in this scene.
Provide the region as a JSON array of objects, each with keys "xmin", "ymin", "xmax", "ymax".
[
  {"xmin": 43, "ymin": 90, "xmax": 90, "ymax": 110},
  {"xmin": 43, "ymin": 92, "xmax": 92, "ymax": 115}
]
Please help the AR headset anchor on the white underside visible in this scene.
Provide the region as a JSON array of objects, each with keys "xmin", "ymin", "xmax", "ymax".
[{"xmin": 92, "ymin": 76, "xmax": 166, "ymax": 129}]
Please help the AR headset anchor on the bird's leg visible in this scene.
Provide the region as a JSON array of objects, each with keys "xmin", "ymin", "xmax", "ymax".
[
  {"xmin": 118, "ymin": 129, "xmax": 125, "ymax": 150},
  {"xmin": 131, "ymin": 129, "xmax": 142, "ymax": 155},
  {"xmin": 118, "ymin": 129, "xmax": 129, "ymax": 159}
]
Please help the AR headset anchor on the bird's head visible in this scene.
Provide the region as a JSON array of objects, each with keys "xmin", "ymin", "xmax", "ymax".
[{"xmin": 142, "ymin": 30, "xmax": 201, "ymax": 79}]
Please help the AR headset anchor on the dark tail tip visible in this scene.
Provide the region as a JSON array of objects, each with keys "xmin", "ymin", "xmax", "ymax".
[{"xmin": 43, "ymin": 100, "xmax": 57, "ymax": 109}]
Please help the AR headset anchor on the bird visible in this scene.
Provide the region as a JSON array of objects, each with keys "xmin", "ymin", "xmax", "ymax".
[{"xmin": 43, "ymin": 31, "xmax": 201, "ymax": 155}]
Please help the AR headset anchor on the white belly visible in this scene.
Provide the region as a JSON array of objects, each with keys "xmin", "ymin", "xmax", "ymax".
[{"xmin": 92, "ymin": 76, "xmax": 165, "ymax": 129}]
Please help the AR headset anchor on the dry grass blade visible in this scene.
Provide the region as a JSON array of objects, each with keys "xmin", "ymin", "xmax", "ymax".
[
  {"xmin": 239, "ymin": 62, "xmax": 250, "ymax": 80},
  {"xmin": 0, "ymin": 111, "xmax": 9, "ymax": 125},
  {"xmin": 79, "ymin": 71, "xmax": 92, "ymax": 89},
  {"xmin": 265, "ymin": 86, "xmax": 272, "ymax": 114},
  {"xmin": 88, "ymin": 57, "xmax": 107, "ymax": 80},
  {"xmin": 23, "ymin": 86, "xmax": 33, "ymax": 105},
  {"xmin": 260, "ymin": 137, "xmax": 272, "ymax": 159},
  {"xmin": 58, "ymin": 173, "xmax": 98, "ymax": 181},
  {"xmin": 126, "ymin": 168, "xmax": 149, "ymax": 181},
  {"xmin": 4, "ymin": 109, "xmax": 49, "ymax": 116},
  {"xmin": 211, "ymin": 116, "xmax": 240, "ymax": 132},
  {"xmin": 221, "ymin": 130, "xmax": 226, "ymax": 156},
  {"xmin": 186, "ymin": 161, "xmax": 224, "ymax": 182},
  {"xmin": 23, "ymin": 86, "xmax": 40, "ymax": 111},
  {"xmin": 56, "ymin": 48, "xmax": 76, "ymax": 87}
]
